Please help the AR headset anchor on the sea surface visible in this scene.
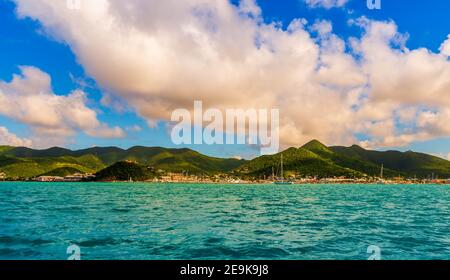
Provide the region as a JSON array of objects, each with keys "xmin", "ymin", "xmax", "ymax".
[{"xmin": 0, "ymin": 182, "xmax": 449, "ymax": 260}]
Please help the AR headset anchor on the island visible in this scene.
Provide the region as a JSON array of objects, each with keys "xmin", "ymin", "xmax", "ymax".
[{"xmin": 0, "ymin": 140, "xmax": 449, "ymax": 185}]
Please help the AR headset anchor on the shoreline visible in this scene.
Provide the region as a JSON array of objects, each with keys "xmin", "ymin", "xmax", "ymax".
[{"xmin": 0, "ymin": 180, "xmax": 448, "ymax": 186}]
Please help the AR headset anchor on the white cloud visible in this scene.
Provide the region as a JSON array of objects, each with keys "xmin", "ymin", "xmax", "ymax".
[
  {"xmin": 0, "ymin": 127, "xmax": 32, "ymax": 147},
  {"xmin": 439, "ymin": 35, "xmax": 450, "ymax": 57},
  {"xmin": 304, "ymin": 0, "xmax": 349, "ymax": 9},
  {"xmin": 11, "ymin": 0, "xmax": 450, "ymax": 151},
  {"xmin": 311, "ymin": 20, "xmax": 333, "ymax": 36},
  {"xmin": 447, "ymin": 152, "xmax": 450, "ymax": 161},
  {"xmin": 12, "ymin": 0, "xmax": 367, "ymax": 149},
  {"xmin": 100, "ymin": 93, "xmax": 129, "ymax": 114},
  {"xmin": 0, "ymin": 66, "xmax": 125, "ymax": 147},
  {"xmin": 351, "ymin": 19, "xmax": 450, "ymax": 148}
]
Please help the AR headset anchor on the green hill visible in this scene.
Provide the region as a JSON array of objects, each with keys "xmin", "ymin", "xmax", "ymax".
[
  {"xmin": 0, "ymin": 146, "xmax": 244, "ymax": 179},
  {"xmin": 0, "ymin": 146, "xmax": 13, "ymax": 153},
  {"xmin": 330, "ymin": 145, "xmax": 450, "ymax": 178},
  {"xmin": 301, "ymin": 141, "xmax": 399, "ymax": 178},
  {"xmin": 95, "ymin": 161, "xmax": 156, "ymax": 182},
  {"xmin": 39, "ymin": 167, "xmax": 85, "ymax": 177},
  {"xmin": 235, "ymin": 143, "xmax": 365, "ymax": 179},
  {"xmin": 236, "ymin": 140, "xmax": 450, "ymax": 179},
  {"xmin": 1, "ymin": 141, "xmax": 449, "ymax": 180},
  {"xmin": 302, "ymin": 140, "xmax": 333, "ymax": 155},
  {"xmin": 0, "ymin": 154, "xmax": 105, "ymax": 179}
]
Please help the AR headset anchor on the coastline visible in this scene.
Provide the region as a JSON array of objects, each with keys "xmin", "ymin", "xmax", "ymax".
[{"xmin": 0, "ymin": 180, "xmax": 448, "ymax": 186}]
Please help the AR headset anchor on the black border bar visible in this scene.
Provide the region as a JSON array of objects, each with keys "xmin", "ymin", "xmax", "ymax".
[{"xmin": 0, "ymin": 261, "xmax": 448, "ymax": 278}]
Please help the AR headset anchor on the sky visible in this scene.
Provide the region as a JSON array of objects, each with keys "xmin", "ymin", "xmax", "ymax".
[{"xmin": 0, "ymin": 0, "xmax": 449, "ymax": 160}]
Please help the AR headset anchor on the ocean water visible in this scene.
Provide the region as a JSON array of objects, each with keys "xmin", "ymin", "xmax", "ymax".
[{"xmin": 0, "ymin": 182, "xmax": 448, "ymax": 260}]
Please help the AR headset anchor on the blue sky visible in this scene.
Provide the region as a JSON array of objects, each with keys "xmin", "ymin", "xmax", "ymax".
[{"xmin": 0, "ymin": 0, "xmax": 449, "ymax": 159}]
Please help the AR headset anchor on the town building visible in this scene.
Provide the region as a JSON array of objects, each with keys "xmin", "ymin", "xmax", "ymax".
[
  {"xmin": 35, "ymin": 176, "xmax": 65, "ymax": 182},
  {"xmin": 64, "ymin": 173, "xmax": 96, "ymax": 182}
]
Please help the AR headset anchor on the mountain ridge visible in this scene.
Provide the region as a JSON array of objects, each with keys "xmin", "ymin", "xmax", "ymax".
[
  {"xmin": 1, "ymin": 141, "xmax": 449, "ymax": 180},
  {"xmin": 237, "ymin": 140, "xmax": 450, "ymax": 179},
  {"xmin": 0, "ymin": 145, "xmax": 244, "ymax": 179}
]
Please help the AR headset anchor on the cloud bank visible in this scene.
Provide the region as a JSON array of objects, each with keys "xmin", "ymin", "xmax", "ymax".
[
  {"xmin": 0, "ymin": 66, "xmax": 125, "ymax": 147},
  {"xmin": 0, "ymin": 126, "xmax": 32, "ymax": 147},
  {"xmin": 11, "ymin": 0, "xmax": 450, "ymax": 150}
]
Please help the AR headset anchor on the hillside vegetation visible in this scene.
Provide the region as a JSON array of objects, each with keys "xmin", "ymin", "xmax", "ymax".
[
  {"xmin": 95, "ymin": 161, "xmax": 157, "ymax": 182},
  {"xmin": 0, "ymin": 146, "xmax": 244, "ymax": 179},
  {"xmin": 1, "ymin": 141, "xmax": 449, "ymax": 180},
  {"xmin": 235, "ymin": 140, "xmax": 450, "ymax": 179}
]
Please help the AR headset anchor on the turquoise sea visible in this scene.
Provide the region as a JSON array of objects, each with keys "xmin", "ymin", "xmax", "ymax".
[{"xmin": 0, "ymin": 182, "xmax": 449, "ymax": 260}]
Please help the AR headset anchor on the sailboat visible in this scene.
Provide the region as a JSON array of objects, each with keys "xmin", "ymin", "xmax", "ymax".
[
  {"xmin": 274, "ymin": 154, "xmax": 293, "ymax": 185},
  {"xmin": 377, "ymin": 164, "xmax": 386, "ymax": 184}
]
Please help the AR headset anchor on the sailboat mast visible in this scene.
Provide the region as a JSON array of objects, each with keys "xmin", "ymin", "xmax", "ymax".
[{"xmin": 273, "ymin": 153, "xmax": 293, "ymax": 185}]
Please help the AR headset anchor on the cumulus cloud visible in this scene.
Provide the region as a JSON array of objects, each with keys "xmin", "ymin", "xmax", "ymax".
[
  {"xmin": 0, "ymin": 126, "xmax": 32, "ymax": 147},
  {"xmin": 12, "ymin": 0, "xmax": 450, "ymax": 151},
  {"xmin": 439, "ymin": 35, "xmax": 450, "ymax": 57},
  {"xmin": 304, "ymin": 0, "xmax": 349, "ymax": 9},
  {"xmin": 350, "ymin": 18, "xmax": 450, "ymax": 148},
  {"xmin": 0, "ymin": 66, "xmax": 125, "ymax": 147},
  {"xmin": 311, "ymin": 19, "xmax": 333, "ymax": 36}
]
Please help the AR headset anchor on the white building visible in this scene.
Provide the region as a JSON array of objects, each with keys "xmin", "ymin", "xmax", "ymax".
[
  {"xmin": 64, "ymin": 173, "xmax": 96, "ymax": 182},
  {"xmin": 35, "ymin": 176, "xmax": 64, "ymax": 182}
]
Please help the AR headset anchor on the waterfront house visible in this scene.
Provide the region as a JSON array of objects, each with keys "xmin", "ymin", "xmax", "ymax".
[{"xmin": 0, "ymin": 172, "xmax": 6, "ymax": 180}]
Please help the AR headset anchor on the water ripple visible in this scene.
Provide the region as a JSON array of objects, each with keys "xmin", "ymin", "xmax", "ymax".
[{"xmin": 0, "ymin": 182, "xmax": 449, "ymax": 260}]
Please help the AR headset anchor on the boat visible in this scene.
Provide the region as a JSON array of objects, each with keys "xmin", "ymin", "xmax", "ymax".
[
  {"xmin": 377, "ymin": 164, "xmax": 386, "ymax": 184},
  {"xmin": 274, "ymin": 181, "xmax": 294, "ymax": 185},
  {"xmin": 274, "ymin": 154, "xmax": 293, "ymax": 185}
]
